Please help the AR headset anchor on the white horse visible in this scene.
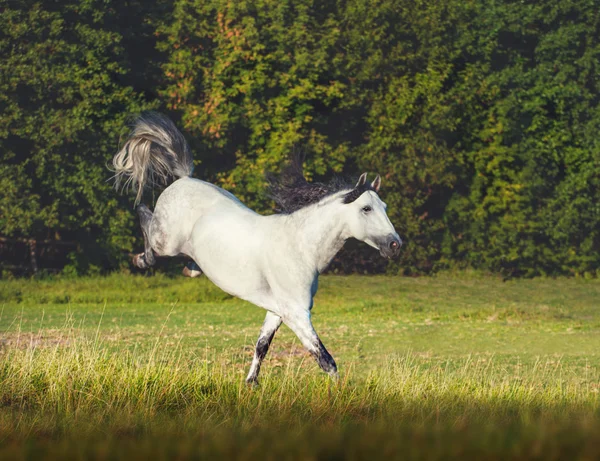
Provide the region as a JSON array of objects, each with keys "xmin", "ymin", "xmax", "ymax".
[{"xmin": 113, "ymin": 112, "xmax": 402, "ymax": 384}]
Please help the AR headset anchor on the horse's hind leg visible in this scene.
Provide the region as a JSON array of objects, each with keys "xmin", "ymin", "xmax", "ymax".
[
  {"xmin": 132, "ymin": 204, "xmax": 156, "ymax": 269},
  {"xmin": 182, "ymin": 261, "xmax": 202, "ymax": 278},
  {"xmin": 246, "ymin": 312, "xmax": 282, "ymax": 385}
]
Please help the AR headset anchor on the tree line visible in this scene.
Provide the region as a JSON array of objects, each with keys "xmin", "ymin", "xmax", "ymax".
[{"xmin": 1, "ymin": 0, "xmax": 599, "ymax": 277}]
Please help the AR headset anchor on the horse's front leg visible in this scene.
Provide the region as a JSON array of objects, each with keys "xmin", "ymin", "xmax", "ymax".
[
  {"xmin": 284, "ymin": 309, "xmax": 338, "ymax": 379},
  {"xmin": 246, "ymin": 311, "xmax": 282, "ymax": 385}
]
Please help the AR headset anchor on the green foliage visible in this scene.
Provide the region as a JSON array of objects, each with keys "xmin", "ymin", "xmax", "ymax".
[
  {"xmin": 2, "ymin": 0, "xmax": 599, "ymax": 276},
  {"xmin": 442, "ymin": 0, "xmax": 600, "ymax": 276},
  {"xmin": 159, "ymin": 0, "xmax": 600, "ymax": 276},
  {"xmin": 0, "ymin": 0, "xmax": 162, "ymax": 268},
  {"xmin": 158, "ymin": 0, "xmax": 352, "ymax": 205}
]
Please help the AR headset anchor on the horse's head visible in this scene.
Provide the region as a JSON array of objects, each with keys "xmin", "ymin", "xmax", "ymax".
[{"xmin": 342, "ymin": 173, "xmax": 402, "ymax": 259}]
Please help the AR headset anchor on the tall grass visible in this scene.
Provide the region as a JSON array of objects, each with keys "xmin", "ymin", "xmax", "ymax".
[
  {"xmin": 2, "ymin": 274, "xmax": 600, "ymax": 459},
  {"xmin": 1, "ymin": 328, "xmax": 600, "ymax": 459}
]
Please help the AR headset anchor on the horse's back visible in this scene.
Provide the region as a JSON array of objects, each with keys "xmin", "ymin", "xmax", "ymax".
[{"xmin": 149, "ymin": 177, "xmax": 250, "ymax": 256}]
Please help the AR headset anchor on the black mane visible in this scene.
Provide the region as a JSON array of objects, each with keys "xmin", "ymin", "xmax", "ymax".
[
  {"xmin": 342, "ymin": 182, "xmax": 376, "ymax": 204},
  {"xmin": 267, "ymin": 157, "xmax": 374, "ymax": 213}
]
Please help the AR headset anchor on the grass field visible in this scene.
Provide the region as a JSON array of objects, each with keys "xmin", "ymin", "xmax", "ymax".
[{"xmin": 1, "ymin": 273, "xmax": 600, "ymax": 459}]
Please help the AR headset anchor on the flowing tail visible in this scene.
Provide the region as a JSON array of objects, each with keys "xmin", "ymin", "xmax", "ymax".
[{"xmin": 112, "ymin": 111, "xmax": 194, "ymax": 204}]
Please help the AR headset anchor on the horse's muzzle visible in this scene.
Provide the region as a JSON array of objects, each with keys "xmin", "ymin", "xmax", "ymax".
[{"xmin": 379, "ymin": 234, "xmax": 402, "ymax": 259}]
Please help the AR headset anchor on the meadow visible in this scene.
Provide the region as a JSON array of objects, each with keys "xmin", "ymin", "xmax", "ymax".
[{"xmin": 1, "ymin": 273, "xmax": 600, "ymax": 459}]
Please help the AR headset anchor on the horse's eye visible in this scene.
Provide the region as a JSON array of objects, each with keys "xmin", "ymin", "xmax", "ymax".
[{"xmin": 362, "ymin": 206, "xmax": 372, "ymax": 213}]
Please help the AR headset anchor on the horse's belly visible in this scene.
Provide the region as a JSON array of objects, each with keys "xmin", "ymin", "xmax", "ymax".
[{"xmin": 189, "ymin": 214, "xmax": 274, "ymax": 309}]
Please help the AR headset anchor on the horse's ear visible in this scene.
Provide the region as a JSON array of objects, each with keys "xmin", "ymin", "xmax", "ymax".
[
  {"xmin": 356, "ymin": 172, "xmax": 368, "ymax": 188},
  {"xmin": 371, "ymin": 174, "xmax": 381, "ymax": 192}
]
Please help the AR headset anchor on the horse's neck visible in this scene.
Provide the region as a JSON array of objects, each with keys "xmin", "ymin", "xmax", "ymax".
[{"xmin": 290, "ymin": 200, "xmax": 348, "ymax": 274}]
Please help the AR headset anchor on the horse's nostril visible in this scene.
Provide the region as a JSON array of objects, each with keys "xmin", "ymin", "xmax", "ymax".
[{"xmin": 390, "ymin": 240, "xmax": 398, "ymax": 250}]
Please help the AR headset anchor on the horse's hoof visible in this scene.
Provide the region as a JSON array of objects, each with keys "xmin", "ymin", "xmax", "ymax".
[
  {"xmin": 132, "ymin": 253, "xmax": 147, "ymax": 269},
  {"xmin": 182, "ymin": 264, "xmax": 202, "ymax": 278}
]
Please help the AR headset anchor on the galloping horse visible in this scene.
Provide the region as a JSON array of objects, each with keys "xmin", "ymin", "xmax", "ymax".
[{"xmin": 112, "ymin": 112, "xmax": 402, "ymax": 384}]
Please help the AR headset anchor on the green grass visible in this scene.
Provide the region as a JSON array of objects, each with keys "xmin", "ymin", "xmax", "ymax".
[{"xmin": 1, "ymin": 273, "xmax": 600, "ymax": 459}]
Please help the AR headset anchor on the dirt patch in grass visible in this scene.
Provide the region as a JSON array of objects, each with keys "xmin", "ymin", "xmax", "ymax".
[
  {"xmin": 242, "ymin": 343, "xmax": 310, "ymax": 358},
  {"xmin": 0, "ymin": 330, "xmax": 72, "ymax": 350}
]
